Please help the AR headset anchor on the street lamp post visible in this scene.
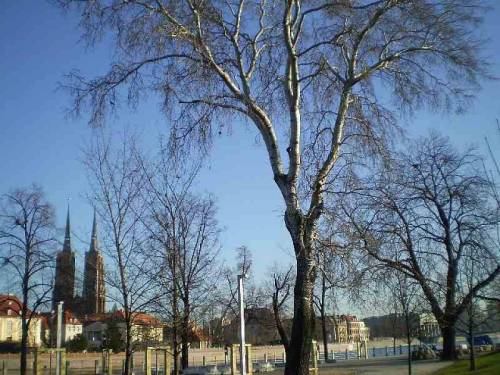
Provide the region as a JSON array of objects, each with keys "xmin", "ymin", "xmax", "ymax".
[
  {"xmin": 56, "ymin": 301, "xmax": 63, "ymax": 375},
  {"xmin": 237, "ymin": 274, "xmax": 247, "ymax": 375}
]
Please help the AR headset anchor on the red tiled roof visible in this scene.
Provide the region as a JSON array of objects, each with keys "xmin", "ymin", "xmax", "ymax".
[
  {"xmin": 82, "ymin": 310, "xmax": 162, "ymax": 327},
  {"xmin": 130, "ymin": 312, "xmax": 158, "ymax": 326},
  {"xmin": 82, "ymin": 313, "xmax": 109, "ymax": 323},
  {"xmin": 63, "ymin": 310, "xmax": 82, "ymax": 325},
  {"xmin": 0, "ymin": 294, "xmax": 30, "ymax": 317},
  {"xmin": 38, "ymin": 309, "xmax": 82, "ymax": 326}
]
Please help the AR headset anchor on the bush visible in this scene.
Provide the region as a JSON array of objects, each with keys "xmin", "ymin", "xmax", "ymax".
[
  {"xmin": 411, "ymin": 346, "xmax": 437, "ymax": 360},
  {"xmin": 65, "ymin": 334, "xmax": 89, "ymax": 352},
  {"xmin": 104, "ymin": 319, "xmax": 124, "ymax": 352}
]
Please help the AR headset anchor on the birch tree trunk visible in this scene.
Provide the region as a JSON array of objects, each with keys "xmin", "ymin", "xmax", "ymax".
[
  {"xmin": 320, "ymin": 275, "xmax": 329, "ymax": 363},
  {"xmin": 286, "ymin": 255, "xmax": 316, "ymax": 374},
  {"xmin": 20, "ymin": 281, "xmax": 29, "ymax": 375},
  {"xmin": 284, "ymin": 213, "xmax": 317, "ymax": 374}
]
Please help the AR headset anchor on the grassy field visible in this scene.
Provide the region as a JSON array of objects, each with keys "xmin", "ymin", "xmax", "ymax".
[{"xmin": 433, "ymin": 351, "xmax": 500, "ymax": 375}]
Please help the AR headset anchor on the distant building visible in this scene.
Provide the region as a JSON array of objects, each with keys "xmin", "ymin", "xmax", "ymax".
[
  {"xmin": 223, "ymin": 308, "xmax": 282, "ymax": 346},
  {"xmin": 419, "ymin": 313, "xmax": 440, "ymax": 338},
  {"xmin": 244, "ymin": 308, "xmax": 281, "ymax": 345},
  {"xmin": 82, "ymin": 212, "xmax": 106, "ymax": 315},
  {"xmin": 82, "ymin": 311, "xmax": 163, "ymax": 348},
  {"xmin": 364, "ymin": 312, "xmax": 425, "ymax": 339},
  {"xmin": 47, "ymin": 208, "xmax": 169, "ymax": 351},
  {"xmin": 61, "ymin": 310, "xmax": 83, "ymax": 343},
  {"xmin": 51, "ymin": 208, "xmax": 106, "ymax": 317},
  {"xmin": 0, "ymin": 294, "xmax": 42, "ymax": 347},
  {"xmin": 82, "ymin": 314, "xmax": 108, "ymax": 347},
  {"xmin": 52, "ymin": 208, "xmax": 76, "ymax": 312},
  {"xmin": 164, "ymin": 321, "xmax": 210, "ymax": 349},
  {"xmin": 40, "ymin": 310, "xmax": 83, "ymax": 346},
  {"xmin": 331, "ymin": 315, "xmax": 370, "ymax": 343},
  {"xmin": 207, "ymin": 316, "xmax": 232, "ymax": 346}
]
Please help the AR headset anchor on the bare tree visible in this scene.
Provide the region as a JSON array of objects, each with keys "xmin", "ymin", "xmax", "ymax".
[
  {"xmin": 315, "ymin": 207, "xmax": 379, "ymax": 358},
  {"xmin": 221, "ymin": 246, "xmax": 258, "ymax": 315},
  {"xmin": 140, "ymin": 146, "xmax": 221, "ymax": 372},
  {"xmin": 313, "ymin": 248, "xmax": 337, "ymax": 362},
  {"xmin": 389, "ymin": 271, "xmax": 421, "ymax": 375},
  {"xmin": 209, "ymin": 266, "xmax": 239, "ymax": 346},
  {"xmin": 455, "ymin": 241, "xmax": 495, "ymax": 371},
  {"xmin": 0, "ymin": 185, "xmax": 56, "ymax": 375},
  {"xmin": 461, "ymin": 265, "xmax": 479, "ymax": 371},
  {"xmin": 477, "ymin": 277, "xmax": 500, "ymax": 332},
  {"xmin": 145, "ymin": 244, "xmax": 182, "ymax": 373},
  {"xmin": 210, "ymin": 246, "xmax": 270, "ymax": 347},
  {"xmin": 83, "ymin": 132, "xmax": 153, "ymax": 375},
  {"xmin": 236, "ymin": 245, "xmax": 253, "ymax": 277},
  {"xmin": 58, "ymin": 0, "xmax": 489, "ymax": 371},
  {"xmin": 266, "ymin": 263, "xmax": 294, "ymax": 351},
  {"xmin": 346, "ymin": 134, "xmax": 500, "ymax": 360}
]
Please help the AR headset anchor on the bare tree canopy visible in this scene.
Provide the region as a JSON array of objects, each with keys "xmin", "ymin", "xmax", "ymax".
[
  {"xmin": 58, "ymin": 0, "xmax": 490, "ymax": 371},
  {"xmin": 345, "ymin": 134, "xmax": 500, "ymax": 360},
  {"xmin": 266, "ymin": 263, "xmax": 294, "ymax": 351},
  {"xmin": 140, "ymin": 144, "xmax": 221, "ymax": 372},
  {"xmin": 0, "ymin": 185, "xmax": 56, "ymax": 375},
  {"xmin": 83, "ymin": 132, "xmax": 153, "ymax": 375}
]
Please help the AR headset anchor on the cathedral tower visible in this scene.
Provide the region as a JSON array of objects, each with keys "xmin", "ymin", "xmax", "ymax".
[
  {"xmin": 82, "ymin": 211, "xmax": 106, "ymax": 314},
  {"xmin": 52, "ymin": 206, "xmax": 76, "ymax": 311}
]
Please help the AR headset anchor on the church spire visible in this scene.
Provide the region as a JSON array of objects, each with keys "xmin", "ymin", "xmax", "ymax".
[
  {"xmin": 63, "ymin": 204, "xmax": 72, "ymax": 252},
  {"xmin": 89, "ymin": 209, "xmax": 99, "ymax": 253},
  {"xmin": 83, "ymin": 208, "xmax": 106, "ymax": 314}
]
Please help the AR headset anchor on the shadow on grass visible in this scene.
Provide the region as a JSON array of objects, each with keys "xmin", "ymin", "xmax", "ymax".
[{"xmin": 432, "ymin": 351, "xmax": 500, "ymax": 375}]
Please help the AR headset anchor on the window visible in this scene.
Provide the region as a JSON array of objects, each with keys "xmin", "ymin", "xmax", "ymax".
[{"xmin": 6, "ymin": 320, "xmax": 13, "ymax": 340}]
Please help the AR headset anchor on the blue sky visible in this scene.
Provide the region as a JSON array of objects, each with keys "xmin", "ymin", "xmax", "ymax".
[{"xmin": 1, "ymin": 1, "xmax": 499, "ymax": 315}]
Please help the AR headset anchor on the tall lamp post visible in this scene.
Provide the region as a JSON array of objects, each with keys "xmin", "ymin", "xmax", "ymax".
[
  {"xmin": 56, "ymin": 301, "xmax": 63, "ymax": 375},
  {"xmin": 237, "ymin": 274, "xmax": 247, "ymax": 375}
]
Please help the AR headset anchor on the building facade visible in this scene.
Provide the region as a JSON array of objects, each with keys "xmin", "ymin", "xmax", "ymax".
[
  {"xmin": 0, "ymin": 295, "xmax": 42, "ymax": 347},
  {"xmin": 83, "ymin": 311, "xmax": 163, "ymax": 348},
  {"xmin": 419, "ymin": 313, "xmax": 440, "ymax": 339},
  {"xmin": 62, "ymin": 310, "xmax": 83, "ymax": 343},
  {"xmin": 333, "ymin": 315, "xmax": 370, "ymax": 343},
  {"xmin": 40, "ymin": 310, "xmax": 83, "ymax": 345}
]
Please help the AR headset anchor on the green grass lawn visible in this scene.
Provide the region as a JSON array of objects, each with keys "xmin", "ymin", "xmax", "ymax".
[{"xmin": 433, "ymin": 351, "xmax": 500, "ymax": 375}]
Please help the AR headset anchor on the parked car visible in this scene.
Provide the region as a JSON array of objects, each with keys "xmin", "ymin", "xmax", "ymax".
[{"xmin": 473, "ymin": 335, "xmax": 493, "ymax": 346}]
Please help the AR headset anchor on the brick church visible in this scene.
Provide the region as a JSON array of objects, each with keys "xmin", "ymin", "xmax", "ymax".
[{"xmin": 52, "ymin": 208, "xmax": 106, "ymax": 316}]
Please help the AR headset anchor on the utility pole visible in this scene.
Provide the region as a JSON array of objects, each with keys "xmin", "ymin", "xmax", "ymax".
[
  {"xmin": 238, "ymin": 274, "xmax": 247, "ymax": 375},
  {"xmin": 56, "ymin": 301, "xmax": 63, "ymax": 375}
]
